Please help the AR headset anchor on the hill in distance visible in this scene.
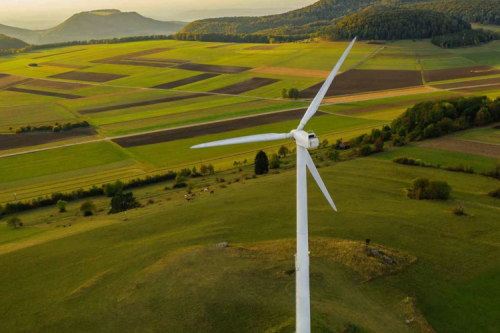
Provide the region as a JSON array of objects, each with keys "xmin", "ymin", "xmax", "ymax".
[
  {"xmin": 180, "ymin": 0, "xmax": 445, "ymax": 35},
  {"xmin": 0, "ymin": 34, "xmax": 28, "ymax": 50},
  {"xmin": 0, "ymin": 9, "xmax": 187, "ymax": 45}
]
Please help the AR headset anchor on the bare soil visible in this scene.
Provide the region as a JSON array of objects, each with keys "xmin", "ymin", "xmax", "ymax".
[
  {"xmin": 113, "ymin": 108, "xmax": 325, "ymax": 148},
  {"xmin": 420, "ymin": 137, "xmax": 500, "ymax": 158},
  {"xmin": 0, "ymin": 128, "xmax": 97, "ymax": 151},
  {"xmin": 424, "ymin": 66, "xmax": 500, "ymax": 83},
  {"xmin": 0, "ymin": 75, "xmax": 32, "ymax": 90},
  {"xmin": 129, "ymin": 57, "xmax": 189, "ymax": 64},
  {"xmin": 109, "ymin": 60, "xmax": 174, "ymax": 68},
  {"xmin": 251, "ymin": 66, "xmax": 331, "ymax": 78},
  {"xmin": 432, "ymin": 77, "xmax": 500, "ymax": 90},
  {"xmin": 6, "ymin": 87, "xmax": 82, "ymax": 99},
  {"xmin": 49, "ymin": 71, "xmax": 127, "ymax": 83},
  {"xmin": 153, "ymin": 73, "xmax": 220, "ymax": 89},
  {"xmin": 210, "ymin": 78, "xmax": 280, "ymax": 95},
  {"xmin": 174, "ymin": 63, "xmax": 252, "ymax": 74},
  {"xmin": 300, "ymin": 69, "xmax": 422, "ymax": 98},
  {"xmin": 79, "ymin": 93, "xmax": 206, "ymax": 115},
  {"xmin": 23, "ymin": 79, "xmax": 90, "ymax": 91}
]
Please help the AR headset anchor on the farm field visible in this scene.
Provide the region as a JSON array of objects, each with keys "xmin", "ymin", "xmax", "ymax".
[
  {"xmin": 0, "ymin": 36, "xmax": 500, "ymax": 333},
  {"xmin": 0, "ymin": 143, "xmax": 498, "ymax": 332}
]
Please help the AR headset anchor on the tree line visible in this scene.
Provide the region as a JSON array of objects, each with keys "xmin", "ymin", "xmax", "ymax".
[
  {"xmin": 431, "ymin": 29, "xmax": 500, "ymax": 48},
  {"xmin": 11, "ymin": 121, "xmax": 90, "ymax": 133}
]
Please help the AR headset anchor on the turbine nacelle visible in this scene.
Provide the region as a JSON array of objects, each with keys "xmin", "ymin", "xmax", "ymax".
[{"xmin": 291, "ymin": 130, "xmax": 319, "ymax": 149}]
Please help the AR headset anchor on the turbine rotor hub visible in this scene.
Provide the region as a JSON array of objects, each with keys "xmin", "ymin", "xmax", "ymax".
[{"xmin": 291, "ymin": 130, "xmax": 319, "ymax": 149}]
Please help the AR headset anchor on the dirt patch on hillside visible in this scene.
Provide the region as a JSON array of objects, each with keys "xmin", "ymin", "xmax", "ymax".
[
  {"xmin": 210, "ymin": 77, "xmax": 280, "ymax": 95},
  {"xmin": 49, "ymin": 71, "xmax": 127, "ymax": 83},
  {"xmin": 42, "ymin": 62, "xmax": 88, "ymax": 69},
  {"xmin": 300, "ymin": 69, "xmax": 422, "ymax": 98},
  {"xmin": 113, "ymin": 108, "xmax": 320, "ymax": 148},
  {"xmin": 245, "ymin": 45, "xmax": 280, "ymax": 51},
  {"xmin": 432, "ymin": 77, "xmax": 500, "ymax": 90},
  {"xmin": 32, "ymin": 49, "xmax": 85, "ymax": 59},
  {"xmin": 23, "ymin": 79, "xmax": 90, "ymax": 91},
  {"xmin": 79, "ymin": 93, "xmax": 206, "ymax": 115},
  {"xmin": 420, "ymin": 137, "xmax": 500, "ymax": 158},
  {"xmin": 0, "ymin": 75, "xmax": 32, "ymax": 90},
  {"xmin": 153, "ymin": 73, "xmax": 220, "ymax": 89},
  {"xmin": 207, "ymin": 44, "xmax": 234, "ymax": 49},
  {"xmin": 0, "ymin": 127, "xmax": 97, "ymax": 151},
  {"xmin": 6, "ymin": 87, "xmax": 82, "ymax": 99},
  {"xmin": 174, "ymin": 63, "xmax": 252, "ymax": 74},
  {"xmin": 251, "ymin": 66, "xmax": 331, "ymax": 78},
  {"xmin": 92, "ymin": 48, "xmax": 172, "ymax": 63},
  {"xmin": 424, "ymin": 66, "xmax": 500, "ymax": 83}
]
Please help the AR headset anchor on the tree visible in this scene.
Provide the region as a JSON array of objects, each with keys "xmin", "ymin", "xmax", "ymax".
[
  {"xmin": 374, "ymin": 137, "xmax": 384, "ymax": 152},
  {"xmin": 200, "ymin": 164, "xmax": 208, "ymax": 175},
  {"xmin": 288, "ymin": 88, "xmax": 299, "ymax": 99},
  {"xmin": 321, "ymin": 139, "xmax": 329, "ymax": 148},
  {"xmin": 7, "ymin": 216, "xmax": 22, "ymax": 228},
  {"xmin": 254, "ymin": 150, "xmax": 269, "ymax": 175},
  {"xmin": 365, "ymin": 238, "xmax": 371, "ymax": 252},
  {"xmin": 109, "ymin": 192, "xmax": 140, "ymax": 214},
  {"xmin": 57, "ymin": 200, "xmax": 67, "ymax": 213},
  {"xmin": 326, "ymin": 148, "xmax": 340, "ymax": 161},
  {"xmin": 208, "ymin": 164, "xmax": 215, "ymax": 174},
  {"xmin": 80, "ymin": 200, "xmax": 96, "ymax": 216},
  {"xmin": 280, "ymin": 88, "xmax": 288, "ymax": 99},
  {"xmin": 269, "ymin": 154, "xmax": 281, "ymax": 169},
  {"xmin": 278, "ymin": 145, "xmax": 289, "ymax": 157},
  {"xmin": 104, "ymin": 180, "xmax": 124, "ymax": 197}
]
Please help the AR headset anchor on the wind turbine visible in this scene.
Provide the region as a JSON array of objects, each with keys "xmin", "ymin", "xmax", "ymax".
[{"xmin": 191, "ymin": 37, "xmax": 357, "ymax": 333}]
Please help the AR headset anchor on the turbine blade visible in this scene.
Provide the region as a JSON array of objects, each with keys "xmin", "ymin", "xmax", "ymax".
[
  {"xmin": 304, "ymin": 149, "xmax": 337, "ymax": 212},
  {"xmin": 191, "ymin": 133, "xmax": 291, "ymax": 149},
  {"xmin": 297, "ymin": 37, "xmax": 357, "ymax": 131}
]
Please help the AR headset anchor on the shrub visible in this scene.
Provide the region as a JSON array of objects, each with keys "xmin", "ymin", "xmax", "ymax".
[
  {"xmin": 173, "ymin": 182, "xmax": 187, "ymax": 189},
  {"xmin": 407, "ymin": 178, "xmax": 451, "ymax": 200},
  {"xmin": 6, "ymin": 216, "xmax": 22, "ymax": 228},
  {"xmin": 357, "ymin": 145, "xmax": 373, "ymax": 157},
  {"xmin": 374, "ymin": 137, "xmax": 384, "ymax": 152},
  {"xmin": 104, "ymin": 180, "xmax": 124, "ymax": 197},
  {"xmin": 452, "ymin": 207, "xmax": 466, "ymax": 216},
  {"xmin": 278, "ymin": 145, "xmax": 289, "ymax": 157},
  {"xmin": 57, "ymin": 200, "xmax": 67, "ymax": 213},
  {"xmin": 269, "ymin": 154, "xmax": 281, "ymax": 169},
  {"xmin": 488, "ymin": 187, "xmax": 500, "ymax": 199},
  {"xmin": 80, "ymin": 200, "xmax": 96, "ymax": 216},
  {"xmin": 326, "ymin": 149, "xmax": 340, "ymax": 161},
  {"xmin": 280, "ymin": 88, "xmax": 288, "ymax": 99},
  {"xmin": 109, "ymin": 192, "xmax": 140, "ymax": 214},
  {"xmin": 254, "ymin": 150, "xmax": 269, "ymax": 175}
]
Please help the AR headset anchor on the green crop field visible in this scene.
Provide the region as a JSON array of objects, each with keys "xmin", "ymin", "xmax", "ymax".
[{"xmin": 0, "ymin": 36, "xmax": 499, "ymax": 333}]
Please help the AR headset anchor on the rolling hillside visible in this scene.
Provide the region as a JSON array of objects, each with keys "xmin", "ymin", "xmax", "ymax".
[
  {"xmin": 180, "ymin": 0, "xmax": 444, "ymax": 35},
  {"xmin": 0, "ymin": 10, "xmax": 187, "ymax": 44},
  {"xmin": 0, "ymin": 34, "xmax": 27, "ymax": 50}
]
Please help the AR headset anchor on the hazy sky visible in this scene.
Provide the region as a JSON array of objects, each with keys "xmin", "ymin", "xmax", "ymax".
[{"xmin": 0, "ymin": 0, "xmax": 317, "ymax": 28}]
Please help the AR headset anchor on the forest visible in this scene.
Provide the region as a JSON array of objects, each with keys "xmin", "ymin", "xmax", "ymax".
[
  {"xmin": 431, "ymin": 29, "xmax": 500, "ymax": 48},
  {"xmin": 408, "ymin": 0, "xmax": 500, "ymax": 25},
  {"xmin": 320, "ymin": 7, "xmax": 470, "ymax": 40}
]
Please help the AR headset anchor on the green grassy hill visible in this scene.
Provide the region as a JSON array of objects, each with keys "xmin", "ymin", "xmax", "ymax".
[
  {"xmin": 0, "ymin": 10, "xmax": 187, "ymax": 44},
  {"xmin": 179, "ymin": 0, "xmax": 444, "ymax": 35},
  {"xmin": 0, "ymin": 34, "xmax": 27, "ymax": 50},
  {"xmin": 0, "ymin": 143, "xmax": 498, "ymax": 332}
]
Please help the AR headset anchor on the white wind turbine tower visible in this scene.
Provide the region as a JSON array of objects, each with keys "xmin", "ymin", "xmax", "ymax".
[{"xmin": 192, "ymin": 37, "xmax": 357, "ymax": 333}]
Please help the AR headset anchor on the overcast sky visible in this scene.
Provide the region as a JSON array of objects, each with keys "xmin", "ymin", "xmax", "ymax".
[{"xmin": 0, "ymin": 0, "xmax": 317, "ymax": 28}]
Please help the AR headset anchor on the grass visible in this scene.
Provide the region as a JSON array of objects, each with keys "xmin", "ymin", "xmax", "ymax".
[
  {"xmin": 0, "ymin": 141, "xmax": 132, "ymax": 184},
  {"xmin": 0, "ymin": 102, "xmax": 76, "ymax": 131},
  {"xmin": 0, "ymin": 144, "xmax": 498, "ymax": 332},
  {"xmin": 457, "ymin": 127, "xmax": 500, "ymax": 145}
]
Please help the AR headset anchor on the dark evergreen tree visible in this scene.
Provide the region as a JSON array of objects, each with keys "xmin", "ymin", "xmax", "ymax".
[
  {"xmin": 109, "ymin": 192, "xmax": 140, "ymax": 214},
  {"xmin": 254, "ymin": 151, "xmax": 269, "ymax": 175}
]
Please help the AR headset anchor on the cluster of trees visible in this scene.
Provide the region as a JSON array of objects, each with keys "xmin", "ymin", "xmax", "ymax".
[
  {"xmin": 12, "ymin": 121, "xmax": 90, "ymax": 134},
  {"xmin": 0, "ymin": 171, "xmax": 177, "ymax": 217},
  {"xmin": 407, "ymin": 178, "xmax": 452, "ymax": 200},
  {"xmin": 321, "ymin": 7, "xmax": 471, "ymax": 41},
  {"xmin": 408, "ymin": 0, "xmax": 500, "ymax": 26},
  {"xmin": 393, "ymin": 156, "xmax": 476, "ymax": 173},
  {"xmin": 432, "ymin": 29, "xmax": 500, "ymax": 48},
  {"xmin": 348, "ymin": 126, "xmax": 390, "ymax": 156},
  {"xmin": 280, "ymin": 88, "xmax": 300, "ymax": 99},
  {"xmin": 173, "ymin": 33, "xmax": 306, "ymax": 44},
  {"xmin": 391, "ymin": 96, "xmax": 500, "ymax": 144}
]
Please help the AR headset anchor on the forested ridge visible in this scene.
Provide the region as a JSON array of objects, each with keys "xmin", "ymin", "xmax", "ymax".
[
  {"xmin": 321, "ymin": 7, "xmax": 470, "ymax": 40},
  {"xmin": 0, "ymin": 34, "xmax": 27, "ymax": 50},
  {"xmin": 180, "ymin": 0, "xmax": 442, "ymax": 35},
  {"xmin": 407, "ymin": 0, "xmax": 500, "ymax": 25}
]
